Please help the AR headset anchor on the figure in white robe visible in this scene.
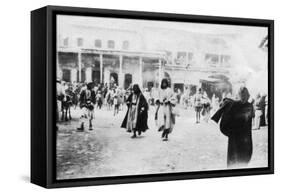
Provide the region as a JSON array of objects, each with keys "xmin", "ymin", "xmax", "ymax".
[{"xmin": 155, "ymin": 79, "xmax": 178, "ymax": 141}]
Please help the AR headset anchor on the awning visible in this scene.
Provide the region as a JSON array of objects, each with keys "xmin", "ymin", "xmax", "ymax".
[{"xmin": 200, "ymin": 77, "xmax": 221, "ymax": 83}]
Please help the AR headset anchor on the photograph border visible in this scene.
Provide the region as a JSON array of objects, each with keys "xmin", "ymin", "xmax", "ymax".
[{"xmin": 31, "ymin": 5, "xmax": 274, "ymax": 188}]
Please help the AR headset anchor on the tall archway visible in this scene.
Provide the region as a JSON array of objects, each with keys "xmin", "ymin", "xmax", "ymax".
[
  {"xmin": 124, "ymin": 73, "xmax": 132, "ymax": 89},
  {"xmin": 92, "ymin": 70, "xmax": 100, "ymax": 85},
  {"xmin": 62, "ymin": 69, "xmax": 71, "ymax": 82},
  {"xmin": 110, "ymin": 72, "xmax": 118, "ymax": 86}
]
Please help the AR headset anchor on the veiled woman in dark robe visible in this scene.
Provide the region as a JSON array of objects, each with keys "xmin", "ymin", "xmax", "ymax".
[
  {"xmin": 211, "ymin": 86, "xmax": 255, "ymax": 168},
  {"xmin": 121, "ymin": 84, "xmax": 149, "ymax": 138}
]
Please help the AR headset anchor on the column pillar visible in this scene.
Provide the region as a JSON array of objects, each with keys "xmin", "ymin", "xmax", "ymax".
[
  {"xmin": 158, "ymin": 58, "xmax": 162, "ymax": 87},
  {"xmin": 57, "ymin": 68, "xmax": 63, "ymax": 80},
  {"xmin": 104, "ymin": 69, "xmax": 110, "ymax": 86},
  {"xmin": 119, "ymin": 55, "xmax": 123, "ymax": 88},
  {"xmin": 99, "ymin": 54, "xmax": 103, "ymax": 84},
  {"xmin": 56, "ymin": 51, "xmax": 60, "ymax": 79},
  {"xmin": 78, "ymin": 51, "xmax": 82, "ymax": 82},
  {"xmin": 57, "ymin": 52, "xmax": 62, "ymax": 80},
  {"xmin": 85, "ymin": 67, "xmax": 92, "ymax": 83},
  {"xmin": 70, "ymin": 69, "xmax": 77, "ymax": 82},
  {"xmin": 139, "ymin": 57, "xmax": 143, "ymax": 89}
]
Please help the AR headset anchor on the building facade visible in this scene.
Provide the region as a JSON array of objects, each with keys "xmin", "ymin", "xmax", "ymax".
[{"xmin": 57, "ymin": 22, "xmax": 238, "ymax": 97}]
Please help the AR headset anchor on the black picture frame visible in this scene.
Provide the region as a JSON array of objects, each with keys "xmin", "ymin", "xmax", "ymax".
[{"xmin": 31, "ymin": 5, "xmax": 274, "ymax": 188}]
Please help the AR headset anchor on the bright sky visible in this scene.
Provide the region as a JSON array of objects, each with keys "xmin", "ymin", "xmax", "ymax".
[{"xmin": 57, "ymin": 15, "xmax": 267, "ymax": 45}]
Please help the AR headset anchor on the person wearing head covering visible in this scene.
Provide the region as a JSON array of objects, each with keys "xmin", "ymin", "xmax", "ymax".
[
  {"xmin": 56, "ymin": 79, "xmax": 64, "ymax": 121},
  {"xmin": 201, "ymin": 92, "xmax": 211, "ymax": 123},
  {"xmin": 121, "ymin": 84, "xmax": 149, "ymax": 138},
  {"xmin": 254, "ymin": 93, "xmax": 262, "ymax": 130},
  {"xmin": 265, "ymin": 95, "xmax": 268, "ymax": 126},
  {"xmin": 194, "ymin": 88, "xmax": 203, "ymax": 123},
  {"xmin": 211, "ymin": 86, "xmax": 255, "ymax": 168},
  {"xmin": 96, "ymin": 90, "xmax": 103, "ymax": 109},
  {"xmin": 77, "ymin": 82, "xmax": 96, "ymax": 131},
  {"xmin": 155, "ymin": 78, "xmax": 178, "ymax": 141},
  {"xmin": 113, "ymin": 87, "xmax": 123, "ymax": 115}
]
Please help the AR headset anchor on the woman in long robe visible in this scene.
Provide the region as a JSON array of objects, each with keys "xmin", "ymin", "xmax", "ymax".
[{"xmin": 121, "ymin": 84, "xmax": 149, "ymax": 138}]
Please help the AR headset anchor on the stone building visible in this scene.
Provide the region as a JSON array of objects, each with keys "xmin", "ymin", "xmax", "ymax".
[
  {"xmin": 57, "ymin": 19, "xmax": 237, "ymax": 98},
  {"xmin": 57, "ymin": 24, "xmax": 166, "ymax": 89}
]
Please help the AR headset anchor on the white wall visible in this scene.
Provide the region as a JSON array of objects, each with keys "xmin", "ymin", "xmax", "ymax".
[{"xmin": 0, "ymin": 0, "xmax": 279, "ymax": 193}]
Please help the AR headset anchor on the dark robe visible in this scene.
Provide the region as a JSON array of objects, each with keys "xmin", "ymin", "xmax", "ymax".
[
  {"xmin": 211, "ymin": 98, "xmax": 254, "ymax": 167},
  {"xmin": 79, "ymin": 89, "xmax": 96, "ymax": 110},
  {"xmin": 121, "ymin": 93, "xmax": 149, "ymax": 132},
  {"xmin": 259, "ymin": 96, "xmax": 266, "ymax": 126}
]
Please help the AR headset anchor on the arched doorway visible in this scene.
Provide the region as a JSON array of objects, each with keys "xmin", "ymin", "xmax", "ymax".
[
  {"xmin": 110, "ymin": 72, "xmax": 118, "ymax": 87},
  {"xmin": 124, "ymin": 73, "xmax": 132, "ymax": 89},
  {"xmin": 62, "ymin": 69, "xmax": 71, "ymax": 82},
  {"xmin": 92, "ymin": 70, "xmax": 100, "ymax": 85}
]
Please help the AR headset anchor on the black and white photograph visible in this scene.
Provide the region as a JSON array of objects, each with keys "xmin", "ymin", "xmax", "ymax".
[{"xmin": 56, "ymin": 14, "xmax": 269, "ymax": 180}]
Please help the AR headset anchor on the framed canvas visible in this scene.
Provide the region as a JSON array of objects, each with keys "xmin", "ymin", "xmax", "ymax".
[{"xmin": 31, "ymin": 5, "xmax": 274, "ymax": 188}]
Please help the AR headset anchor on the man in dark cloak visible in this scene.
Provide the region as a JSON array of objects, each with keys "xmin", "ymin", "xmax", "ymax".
[{"xmin": 211, "ymin": 86, "xmax": 255, "ymax": 168}]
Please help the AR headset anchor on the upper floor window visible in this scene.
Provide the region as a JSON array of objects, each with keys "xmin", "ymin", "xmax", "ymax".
[
  {"xmin": 205, "ymin": 53, "xmax": 219, "ymax": 65},
  {"xmin": 122, "ymin": 40, "xmax": 129, "ymax": 50},
  {"xmin": 95, "ymin": 39, "xmax": 102, "ymax": 48},
  {"xmin": 166, "ymin": 51, "xmax": 173, "ymax": 64},
  {"xmin": 177, "ymin": 52, "xmax": 187, "ymax": 59},
  {"xmin": 63, "ymin": 37, "xmax": 69, "ymax": 47},
  {"xmin": 220, "ymin": 55, "xmax": 231, "ymax": 66},
  {"xmin": 107, "ymin": 40, "xmax": 115, "ymax": 49},
  {"xmin": 175, "ymin": 51, "xmax": 187, "ymax": 65},
  {"xmin": 77, "ymin": 38, "xmax": 83, "ymax": 47},
  {"xmin": 188, "ymin": 52, "xmax": 194, "ymax": 62}
]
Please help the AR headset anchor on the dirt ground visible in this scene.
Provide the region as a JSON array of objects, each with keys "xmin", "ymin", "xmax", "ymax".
[{"xmin": 56, "ymin": 105, "xmax": 268, "ymax": 180}]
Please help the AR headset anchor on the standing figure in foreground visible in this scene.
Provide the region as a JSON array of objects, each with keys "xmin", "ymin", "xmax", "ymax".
[
  {"xmin": 56, "ymin": 79, "xmax": 65, "ymax": 122},
  {"xmin": 265, "ymin": 95, "xmax": 268, "ymax": 125},
  {"xmin": 113, "ymin": 93, "xmax": 119, "ymax": 116},
  {"xmin": 254, "ymin": 93, "xmax": 262, "ymax": 130},
  {"xmin": 211, "ymin": 86, "xmax": 254, "ymax": 168},
  {"xmin": 96, "ymin": 90, "xmax": 103, "ymax": 109},
  {"xmin": 155, "ymin": 78, "xmax": 177, "ymax": 141},
  {"xmin": 113, "ymin": 88, "xmax": 122, "ymax": 116},
  {"xmin": 77, "ymin": 83, "xmax": 96, "ymax": 131},
  {"xmin": 194, "ymin": 88, "xmax": 203, "ymax": 123},
  {"xmin": 121, "ymin": 84, "xmax": 149, "ymax": 138}
]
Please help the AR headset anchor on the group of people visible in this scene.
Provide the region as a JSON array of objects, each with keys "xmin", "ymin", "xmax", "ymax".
[
  {"xmin": 57, "ymin": 81, "xmax": 127, "ymax": 121},
  {"xmin": 252, "ymin": 93, "xmax": 268, "ymax": 130},
  {"xmin": 57, "ymin": 78, "xmax": 180, "ymax": 141},
  {"xmin": 121, "ymin": 79, "xmax": 179, "ymax": 141},
  {"xmin": 74, "ymin": 82, "xmax": 128, "ymax": 131},
  {"xmin": 121, "ymin": 82, "xmax": 269, "ymax": 167},
  {"xmin": 57, "ymin": 77, "xmax": 269, "ymax": 168}
]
